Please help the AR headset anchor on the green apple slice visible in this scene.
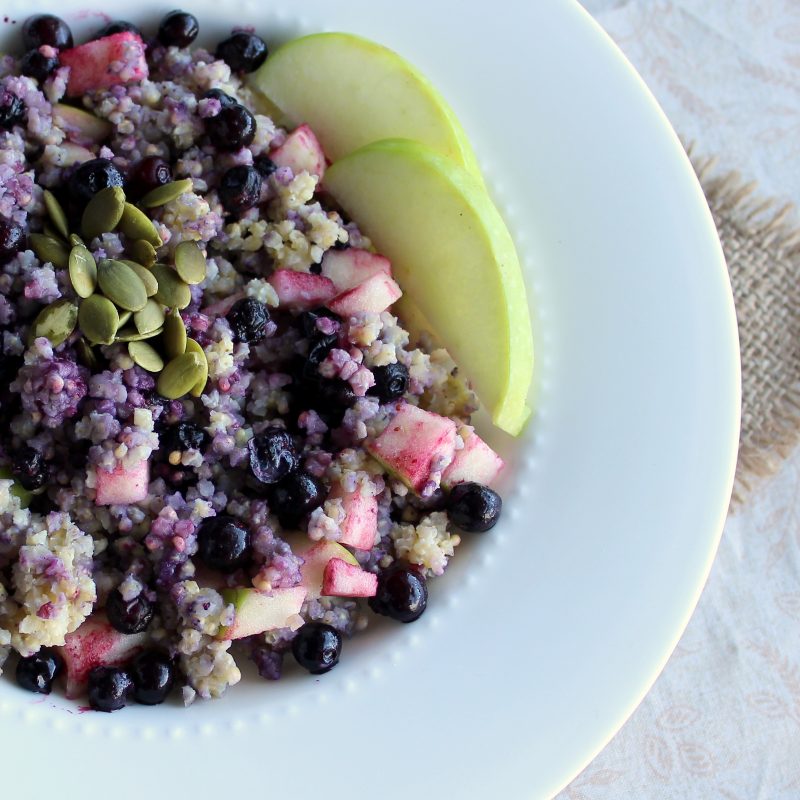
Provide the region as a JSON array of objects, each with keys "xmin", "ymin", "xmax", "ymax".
[
  {"xmin": 250, "ymin": 33, "xmax": 481, "ymax": 176},
  {"xmin": 325, "ymin": 139, "xmax": 534, "ymax": 435}
]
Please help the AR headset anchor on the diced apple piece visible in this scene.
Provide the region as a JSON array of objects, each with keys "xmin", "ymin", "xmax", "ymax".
[
  {"xmin": 52, "ymin": 103, "xmax": 112, "ymax": 145},
  {"xmin": 268, "ymin": 269, "xmax": 337, "ymax": 311},
  {"xmin": 326, "ymin": 272, "xmax": 402, "ymax": 317},
  {"xmin": 60, "ymin": 32, "xmax": 148, "ymax": 97},
  {"xmin": 59, "ymin": 614, "xmax": 147, "ymax": 699},
  {"xmin": 442, "ymin": 426, "xmax": 505, "ymax": 488},
  {"xmin": 269, "ymin": 124, "xmax": 326, "ymax": 178},
  {"xmin": 329, "ymin": 484, "xmax": 378, "ymax": 550},
  {"xmin": 320, "ymin": 248, "xmax": 391, "ymax": 293},
  {"xmin": 322, "ymin": 558, "xmax": 377, "ymax": 598},
  {"xmin": 201, "ymin": 291, "xmax": 245, "ymax": 319},
  {"xmin": 59, "ymin": 142, "xmax": 96, "ymax": 167},
  {"xmin": 367, "ymin": 402, "xmax": 457, "ymax": 493},
  {"xmin": 217, "ymin": 586, "xmax": 307, "ymax": 640},
  {"xmin": 95, "ymin": 460, "xmax": 149, "ymax": 506},
  {"xmin": 295, "ymin": 540, "xmax": 359, "ymax": 601}
]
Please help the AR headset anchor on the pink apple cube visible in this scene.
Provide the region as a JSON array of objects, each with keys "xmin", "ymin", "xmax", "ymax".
[
  {"xmin": 201, "ymin": 291, "xmax": 245, "ymax": 319},
  {"xmin": 326, "ymin": 272, "xmax": 402, "ymax": 317},
  {"xmin": 268, "ymin": 269, "xmax": 337, "ymax": 311},
  {"xmin": 320, "ymin": 248, "xmax": 392, "ymax": 293},
  {"xmin": 367, "ymin": 402, "xmax": 457, "ymax": 493},
  {"xmin": 95, "ymin": 459, "xmax": 149, "ymax": 506},
  {"xmin": 60, "ymin": 32, "xmax": 148, "ymax": 97},
  {"xmin": 270, "ymin": 124, "xmax": 327, "ymax": 178},
  {"xmin": 296, "ymin": 540, "xmax": 360, "ymax": 600},
  {"xmin": 217, "ymin": 586, "xmax": 307, "ymax": 641},
  {"xmin": 322, "ymin": 558, "xmax": 378, "ymax": 598},
  {"xmin": 329, "ymin": 484, "xmax": 378, "ymax": 550},
  {"xmin": 442, "ymin": 427, "xmax": 505, "ymax": 488},
  {"xmin": 59, "ymin": 614, "xmax": 147, "ymax": 699}
]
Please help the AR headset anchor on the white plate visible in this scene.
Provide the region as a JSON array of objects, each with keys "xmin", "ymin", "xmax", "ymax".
[{"xmin": 0, "ymin": 2, "xmax": 739, "ymax": 797}]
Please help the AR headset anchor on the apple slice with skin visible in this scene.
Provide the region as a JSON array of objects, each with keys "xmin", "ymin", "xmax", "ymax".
[
  {"xmin": 251, "ymin": 33, "xmax": 480, "ymax": 176},
  {"xmin": 367, "ymin": 401, "xmax": 457, "ymax": 493},
  {"xmin": 295, "ymin": 540, "xmax": 360, "ymax": 600},
  {"xmin": 268, "ymin": 269, "xmax": 337, "ymax": 311},
  {"xmin": 320, "ymin": 248, "xmax": 391, "ymax": 293},
  {"xmin": 59, "ymin": 613, "xmax": 147, "ymax": 699},
  {"xmin": 269, "ymin": 124, "xmax": 327, "ymax": 179},
  {"xmin": 322, "ymin": 558, "xmax": 378, "ymax": 598},
  {"xmin": 95, "ymin": 459, "xmax": 149, "ymax": 506},
  {"xmin": 326, "ymin": 271, "xmax": 402, "ymax": 317},
  {"xmin": 60, "ymin": 32, "xmax": 148, "ymax": 97},
  {"xmin": 328, "ymin": 483, "xmax": 379, "ymax": 550},
  {"xmin": 441, "ymin": 426, "xmax": 505, "ymax": 488},
  {"xmin": 216, "ymin": 586, "xmax": 307, "ymax": 641},
  {"xmin": 325, "ymin": 139, "xmax": 533, "ymax": 436}
]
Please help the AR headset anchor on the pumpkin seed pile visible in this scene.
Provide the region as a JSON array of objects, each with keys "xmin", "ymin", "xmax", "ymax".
[{"xmin": 31, "ymin": 182, "xmax": 211, "ymax": 400}]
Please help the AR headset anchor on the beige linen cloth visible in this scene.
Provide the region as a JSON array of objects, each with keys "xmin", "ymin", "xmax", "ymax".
[{"xmin": 557, "ymin": 3, "xmax": 800, "ymax": 798}]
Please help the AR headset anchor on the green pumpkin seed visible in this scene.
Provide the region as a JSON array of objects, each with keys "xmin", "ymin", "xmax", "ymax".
[
  {"xmin": 69, "ymin": 233, "xmax": 85, "ymax": 248},
  {"xmin": 119, "ymin": 203, "xmax": 163, "ymax": 247},
  {"xmin": 30, "ymin": 299, "xmax": 78, "ymax": 346},
  {"xmin": 75, "ymin": 338, "xmax": 100, "ymax": 370},
  {"xmin": 117, "ymin": 310, "xmax": 132, "ymax": 329},
  {"xmin": 43, "ymin": 189, "xmax": 69, "ymax": 240},
  {"xmin": 78, "ymin": 294, "xmax": 119, "ymax": 345},
  {"xmin": 82, "ymin": 186, "xmax": 126, "ymax": 241},
  {"xmin": 174, "ymin": 240, "xmax": 207, "ymax": 285},
  {"xmin": 163, "ymin": 307, "xmax": 188, "ymax": 359},
  {"xmin": 134, "ymin": 299, "xmax": 166, "ymax": 335},
  {"xmin": 128, "ymin": 341, "xmax": 164, "ymax": 373},
  {"xmin": 129, "ymin": 238, "xmax": 157, "ymax": 268},
  {"xmin": 184, "ymin": 338, "xmax": 209, "ymax": 397},
  {"xmin": 157, "ymin": 352, "xmax": 205, "ymax": 400},
  {"xmin": 139, "ymin": 178, "xmax": 194, "ymax": 209},
  {"xmin": 30, "ymin": 233, "xmax": 69, "ymax": 269},
  {"xmin": 97, "ymin": 259, "xmax": 148, "ymax": 312},
  {"xmin": 115, "ymin": 325, "xmax": 163, "ymax": 342},
  {"xmin": 120, "ymin": 260, "xmax": 158, "ymax": 296},
  {"xmin": 68, "ymin": 245, "xmax": 97, "ymax": 299},
  {"xmin": 151, "ymin": 264, "xmax": 191, "ymax": 309}
]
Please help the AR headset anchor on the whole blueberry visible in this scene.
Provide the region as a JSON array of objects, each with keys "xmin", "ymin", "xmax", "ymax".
[
  {"xmin": 215, "ymin": 32, "xmax": 268, "ymax": 73},
  {"xmin": 105, "ymin": 588, "xmax": 154, "ymax": 634},
  {"xmin": 226, "ymin": 297, "xmax": 270, "ymax": 343},
  {"xmin": 15, "ymin": 648, "xmax": 63, "ymax": 694},
  {"xmin": 218, "ymin": 164, "xmax": 262, "ymax": 216},
  {"xmin": 196, "ymin": 515, "xmax": 252, "ymax": 573},
  {"xmin": 291, "ymin": 622, "xmax": 342, "ymax": 675},
  {"xmin": 11, "ymin": 445, "xmax": 49, "ymax": 491},
  {"xmin": 129, "ymin": 650, "xmax": 175, "ymax": 705},
  {"xmin": 88, "ymin": 666, "xmax": 133, "ymax": 712},
  {"xmin": 0, "ymin": 90, "xmax": 25, "ymax": 131},
  {"xmin": 160, "ymin": 421, "xmax": 208, "ymax": 454},
  {"xmin": 369, "ymin": 563, "xmax": 428, "ymax": 623},
  {"xmin": 22, "ymin": 14, "xmax": 73, "ymax": 50},
  {"xmin": 253, "ymin": 155, "xmax": 277, "ymax": 178},
  {"xmin": 20, "ymin": 50, "xmax": 59, "ymax": 83},
  {"xmin": 0, "ymin": 217, "xmax": 25, "ymax": 265},
  {"xmin": 202, "ymin": 88, "xmax": 237, "ymax": 109},
  {"xmin": 68, "ymin": 158, "xmax": 124, "ymax": 206},
  {"xmin": 93, "ymin": 20, "xmax": 141, "ymax": 39},
  {"xmin": 157, "ymin": 10, "xmax": 199, "ymax": 48},
  {"xmin": 205, "ymin": 103, "xmax": 257, "ymax": 152},
  {"xmin": 269, "ymin": 470, "xmax": 325, "ymax": 528},
  {"xmin": 447, "ymin": 482, "xmax": 502, "ymax": 532},
  {"xmin": 247, "ymin": 428, "xmax": 299, "ymax": 485},
  {"xmin": 369, "ymin": 363, "xmax": 409, "ymax": 403},
  {"xmin": 127, "ymin": 155, "xmax": 172, "ymax": 198}
]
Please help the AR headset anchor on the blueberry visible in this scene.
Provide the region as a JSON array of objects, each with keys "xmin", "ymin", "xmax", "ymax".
[
  {"xmin": 22, "ymin": 15, "xmax": 73, "ymax": 50},
  {"xmin": 20, "ymin": 50, "xmax": 59, "ymax": 83},
  {"xmin": 369, "ymin": 564, "xmax": 428, "ymax": 623},
  {"xmin": 306, "ymin": 334, "xmax": 338, "ymax": 367},
  {"xmin": 253, "ymin": 155, "xmax": 277, "ymax": 178},
  {"xmin": 87, "ymin": 666, "xmax": 133, "ymax": 712},
  {"xmin": 0, "ymin": 90, "xmax": 25, "ymax": 132},
  {"xmin": 247, "ymin": 428, "xmax": 299, "ymax": 485},
  {"xmin": 129, "ymin": 650, "xmax": 175, "ymax": 705},
  {"xmin": 68, "ymin": 158, "xmax": 124, "ymax": 206},
  {"xmin": 11, "ymin": 445, "xmax": 49, "ymax": 492},
  {"xmin": 202, "ymin": 88, "xmax": 237, "ymax": 108},
  {"xmin": 196, "ymin": 515, "xmax": 252, "ymax": 572},
  {"xmin": 105, "ymin": 589, "xmax": 154, "ymax": 634},
  {"xmin": 317, "ymin": 378, "xmax": 356, "ymax": 413},
  {"xmin": 218, "ymin": 164, "xmax": 262, "ymax": 215},
  {"xmin": 15, "ymin": 648, "xmax": 63, "ymax": 694},
  {"xmin": 291, "ymin": 622, "xmax": 341, "ymax": 675},
  {"xmin": 269, "ymin": 470, "xmax": 325, "ymax": 528},
  {"xmin": 157, "ymin": 10, "xmax": 199, "ymax": 48},
  {"xmin": 215, "ymin": 32, "xmax": 268, "ymax": 73},
  {"xmin": 160, "ymin": 421, "xmax": 208, "ymax": 454},
  {"xmin": 226, "ymin": 297, "xmax": 270, "ymax": 343},
  {"xmin": 205, "ymin": 103, "xmax": 256, "ymax": 152},
  {"xmin": 127, "ymin": 155, "xmax": 172, "ymax": 198},
  {"xmin": 92, "ymin": 20, "xmax": 141, "ymax": 39},
  {"xmin": 0, "ymin": 217, "xmax": 25, "ymax": 265},
  {"xmin": 447, "ymin": 482, "xmax": 502, "ymax": 532},
  {"xmin": 369, "ymin": 363, "xmax": 409, "ymax": 403}
]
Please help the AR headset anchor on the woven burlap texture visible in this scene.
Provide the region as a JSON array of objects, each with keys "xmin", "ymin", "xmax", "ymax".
[{"xmin": 693, "ymin": 151, "xmax": 800, "ymax": 507}]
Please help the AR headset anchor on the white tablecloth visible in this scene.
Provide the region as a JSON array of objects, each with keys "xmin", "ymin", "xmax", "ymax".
[{"xmin": 559, "ymin": 3, "xmax": 800, "ymax": 798}]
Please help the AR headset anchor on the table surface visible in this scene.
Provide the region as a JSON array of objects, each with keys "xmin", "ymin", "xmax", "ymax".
[{"xmin": 558, "ymin": 3, "xmax": 800, "ymax": 798}]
